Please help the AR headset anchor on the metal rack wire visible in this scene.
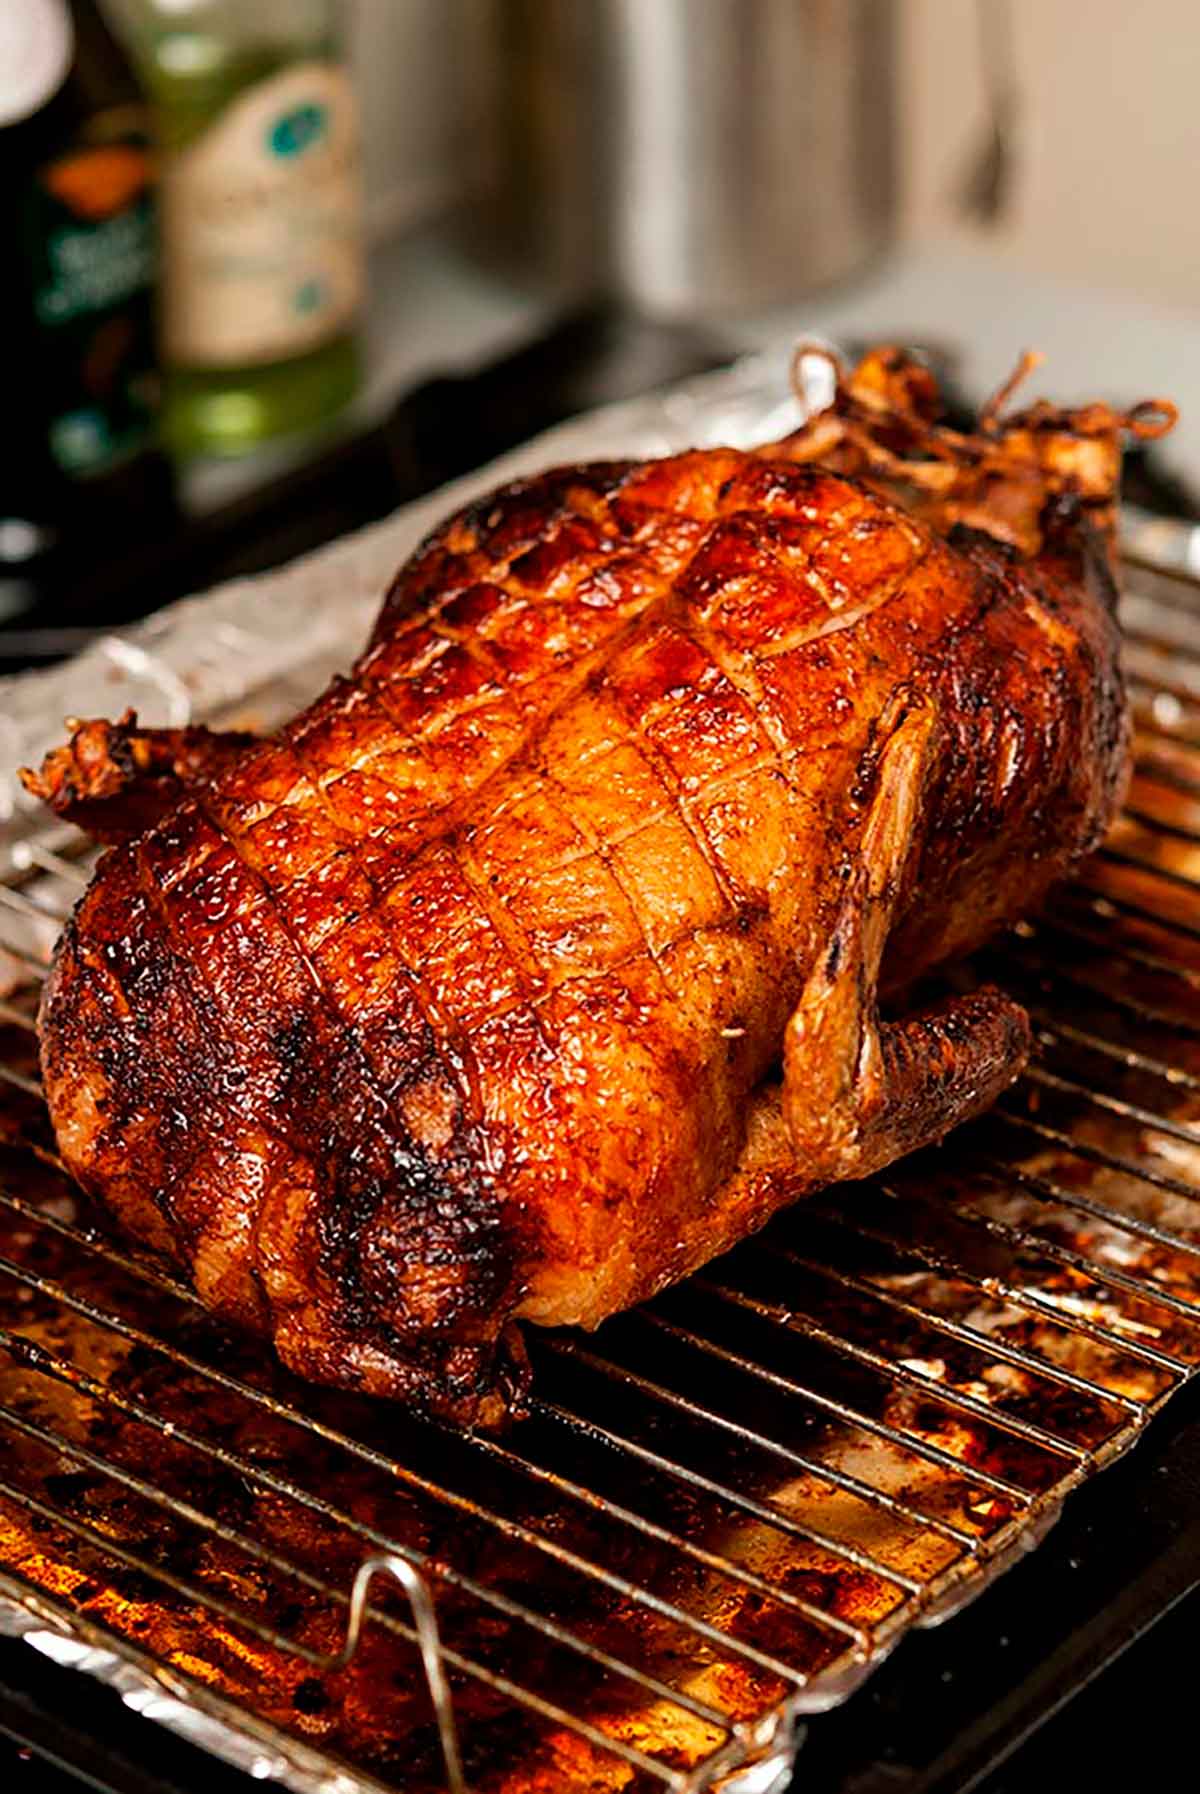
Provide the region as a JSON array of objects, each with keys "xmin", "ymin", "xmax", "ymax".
[{"xmin": 0, "ymin": 540, "xmax": 1198, "ymax": 1794}]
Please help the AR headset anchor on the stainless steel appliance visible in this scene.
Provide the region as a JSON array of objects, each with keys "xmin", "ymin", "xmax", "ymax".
[{"xmin": 465, "ymin": 0, "xmax": 896, "ymax": 316}]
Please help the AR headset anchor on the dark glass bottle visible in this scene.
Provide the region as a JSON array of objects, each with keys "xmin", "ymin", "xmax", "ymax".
[{"xmin": 0, "ymin": 0, "xmax": 173, "ymax": 620}]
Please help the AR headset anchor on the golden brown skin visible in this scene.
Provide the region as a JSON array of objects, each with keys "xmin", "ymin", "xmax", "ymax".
[{"xmin": 26, "ymin": 349, "xmax": 1175, "ymax": 1427}]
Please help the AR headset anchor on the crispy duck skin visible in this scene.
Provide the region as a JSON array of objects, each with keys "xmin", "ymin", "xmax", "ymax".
[{"xmin": 25, "ymin": 348, "xmax": 1175, "ymax": 1428}]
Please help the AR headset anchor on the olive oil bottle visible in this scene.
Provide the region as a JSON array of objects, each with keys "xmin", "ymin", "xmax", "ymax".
[{"xmin": 134, "ymin": 0, "xmax": 364, "ymax": 457}]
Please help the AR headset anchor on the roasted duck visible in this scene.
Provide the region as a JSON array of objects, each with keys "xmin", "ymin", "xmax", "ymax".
[{"xmin": 25, "ymin": 347, "xmax": 1175, "ymax": 1428}]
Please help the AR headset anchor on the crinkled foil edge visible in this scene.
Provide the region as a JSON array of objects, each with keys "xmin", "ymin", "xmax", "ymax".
[{"xmin": 0, "ymin": 1578, "xmax": 385, "ymax": 1793}]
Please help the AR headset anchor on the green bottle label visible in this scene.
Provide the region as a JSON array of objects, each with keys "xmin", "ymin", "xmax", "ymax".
[{"xmin": 26, "ymin": 138, "xmax": 159, "ymax": 476}]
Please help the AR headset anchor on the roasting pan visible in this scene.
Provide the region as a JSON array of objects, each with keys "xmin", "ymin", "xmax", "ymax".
[{"xmin": 0, "ymin": 352, "xmax": 1198, "ymax": 1794}]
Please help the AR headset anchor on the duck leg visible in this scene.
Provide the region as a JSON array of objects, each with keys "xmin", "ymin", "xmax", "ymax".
[
  {"xmin": 634, "ymin": 699, "xmax": 1032, "ymax": 1298},
  {"xmin": 782, "ymin": 695, "xmax": 1030, "ymax": 1183}
]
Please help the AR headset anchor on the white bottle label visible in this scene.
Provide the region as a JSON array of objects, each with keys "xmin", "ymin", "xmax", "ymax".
[
  {"xmin": 161, "ymin": 61, "xmax": 364, "ymax": 368},
  {"xmin": 0, "ymin": 0, "xmax": 72, "ymax": 127}
]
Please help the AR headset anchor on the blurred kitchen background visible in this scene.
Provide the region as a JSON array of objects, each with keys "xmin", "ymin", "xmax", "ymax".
[
  {"xmin": 352, "ymin": 0, "xmax": 1200, "ymax": 315},
  {"xmin": 5, "ymin": 0, "xmax": 1199, "ymax": 666}
]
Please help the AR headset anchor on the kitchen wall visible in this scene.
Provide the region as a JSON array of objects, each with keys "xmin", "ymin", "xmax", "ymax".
[{"xmin": 901, "ymin": 0, "xmax": 1200, "ymax": 313}]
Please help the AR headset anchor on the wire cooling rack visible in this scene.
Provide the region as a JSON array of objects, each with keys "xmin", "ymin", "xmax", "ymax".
[{"xmin": 0, "ymin": 352, "xmax": 1198, "ymax": 1792}]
